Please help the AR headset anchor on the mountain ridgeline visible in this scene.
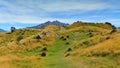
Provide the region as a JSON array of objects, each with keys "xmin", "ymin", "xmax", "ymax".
[
  {"xmin": 0, "ymin": 29, "xmax": 6, "ymax": 32},
  {"xmin": 29, "ymin": 20, "xmax": 69, "ymax": 29}
]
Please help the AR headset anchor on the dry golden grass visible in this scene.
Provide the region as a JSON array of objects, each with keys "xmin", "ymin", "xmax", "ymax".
[
  {"xmin": 0, "ymin": 54, "xmax": 21, "ymax": 62},
  {"xmin": 0, "ymin": 25, "xmax": 58, "ymax": 55},
  {"xmin": 65, "ymin": 26, "xmax": 112, "ymax": 34},
  {"xmin": 0, "ymin": 54, "xmax": 21, "ymax": 68},
  {"xmin": 0, "ymin": 63, "xmax": 12, "ymax": 68},
  {"xmin": 38, "ymin": 25, "xmax": 58, "ymax": 46},
  {"xmin": 81, "ymin": 33, "xmax": 120, "ymax": 56},
  {"xmin": 43, "ymin": 25, "xmax": 59, "ymax": 31},
  {"xmin": 0, "ymin": 23, "xmax": 119, "ymax": 68},
  {"xmin": 0, "ymin": 53, "xmax": 40, "ymax": 68},
  {"xmin": 68, "ymin": 21, "xmax": 114, "ymax": 30}
]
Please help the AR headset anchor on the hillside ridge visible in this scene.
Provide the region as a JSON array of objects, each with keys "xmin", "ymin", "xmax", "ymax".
[{"xmin": 0, "ymin": 21, "xmax": 119, "ymax": 68}]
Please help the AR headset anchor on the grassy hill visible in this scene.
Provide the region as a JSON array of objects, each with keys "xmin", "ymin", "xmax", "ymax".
[{"xmin": 0, "ymin": 22, "xmax": 120, "ymax": 68}]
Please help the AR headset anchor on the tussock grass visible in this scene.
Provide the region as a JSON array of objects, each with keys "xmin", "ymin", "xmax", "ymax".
[
  {"xmin": 82, "ymin": 33, "xmax": 120, "ymax": 57},
  {"xmin": 0, "ymin": 22, "xmax": 119, "ymax": 68}
]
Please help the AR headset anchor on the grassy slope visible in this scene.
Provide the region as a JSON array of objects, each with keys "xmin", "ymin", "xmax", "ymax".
[{"xmin": 0, "ymin": 23, "xmax": 120, "ymax": 68}]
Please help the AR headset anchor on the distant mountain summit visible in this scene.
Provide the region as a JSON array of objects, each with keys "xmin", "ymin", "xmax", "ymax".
[
  {"xmin": 29, "ymin": 20, "xmax": 69, "ymax": 29},
  {"xmin": 0, "ymin": 29, "xmax": 6, "ymax": 32}
]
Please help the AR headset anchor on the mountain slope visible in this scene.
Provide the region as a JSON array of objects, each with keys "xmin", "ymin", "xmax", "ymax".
[
  {"xmin": 29, "ymin": 20, "xmax": 69, "ymax": 29},
  {"xmin": 0, "ymin": 29, "xmax": 6, "ymax": 32}
]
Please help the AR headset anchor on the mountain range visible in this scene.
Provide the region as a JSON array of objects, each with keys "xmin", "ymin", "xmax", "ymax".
[
  {"xmin": 28, "ymin": 20, "xmax": 69, "ymax": 28},
  {"xmin": 0, "ymin": 29, "xmax": 6, "ymax": 32}
]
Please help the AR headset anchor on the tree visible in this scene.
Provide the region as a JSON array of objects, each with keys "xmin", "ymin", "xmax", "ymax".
[
  {"xmin": 105, "ymin": 22, "xmax": 112, "ymax": 25},
  {"xmin": 11, "ymin": 27, "xmax": 16, "ymax": 32},
  {"xmin": 105, "ymin": 22, "xmax": 116, "ymax": 29}
]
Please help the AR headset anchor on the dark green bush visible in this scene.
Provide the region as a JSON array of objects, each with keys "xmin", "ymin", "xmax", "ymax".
[{"xmin": 16, "ymin": 35, "xmax": 23, "ymax": 42}]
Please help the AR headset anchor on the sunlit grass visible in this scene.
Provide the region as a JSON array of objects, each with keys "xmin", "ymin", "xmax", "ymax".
[{"xmin": 0, "ymin": 22, "xmax": 119, "ymax": 68}]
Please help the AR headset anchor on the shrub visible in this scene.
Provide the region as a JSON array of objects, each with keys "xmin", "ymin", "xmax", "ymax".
[
  {"xmin": 83, "ymin": 41, "xmax": 89, "ymax": 45},
  {"xmin": 16, "ymin": 35, "xmax": 23, "ymax": 42},
  {"xmin": 66, "ymin": 42, "xmax": 70, "ymax": 45},
  {"xmin": 63, "ymin": 38, "xmax": 67, "ymax": 41},
  {"xmin": 106, "ymin": 37, "xmax": 110, "ymax": 40},
  {"xmin": 60, "ymin": 36, "xmax": 64, "ymax": 39},
  {"xmin": 60, "ymin": 36, "xmax": 67, "ymax": 41},
  {"xmin": 65, "ymin": 48, "xmax": 72, "ymax": 53},
  {"xmin": 110, "ymin": 29, "xmax": 116, "ymax": 34},
  {"xmin": 87, "ymin": 32, "xmax": 93, "ymax": 37},
  {"xmin": 65, "ymin": 53, "xmax": 70, "ymax": 57},
  {"xmin": 41, "ymin": 52, "xmax": 46, "ymax": 57},
  {"xmin": 105, "ymin": 22, "xmax": 112, "ymax": 25},
  {"xmin": 67, "ymin": 48, "xmax": 72, "ymax": 52},
  {"xmin": 41, "ymin": 47, "xmax": 47, "ymax": 51},
  {"xmin": 36, "ymin": 35, "xmax": 42, "ymax": 39},
  {"xmin": 66, "ymin": 35, "xmax": 69, "ymax": 38},
  {"xmin": 105, "ymin": 22, "xmax": 116, "ymax": 30},
  {"xmin": 43, "ymin": 44, "xmax": 47, "ymax": 46}
]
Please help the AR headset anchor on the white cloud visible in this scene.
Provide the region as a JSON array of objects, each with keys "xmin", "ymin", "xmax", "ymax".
[
  {"xmin": 40, "ymin": 1, "xmax": 111, "ymax": 12},
  {"xmin": 0, "ymin": 13, "xmax": 76, "ymax": 24},
  {"xmin": 1, "ymin": 0, "xmax": 112, "ymax": 12},
  {"xmin": 0, "ymin": 0, "xmax": 119, "ymax": 24}
]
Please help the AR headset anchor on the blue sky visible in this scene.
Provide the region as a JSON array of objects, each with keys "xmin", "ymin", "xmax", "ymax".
[{"xmin": 0, "ymin": 0, "xmax": 120, "ymax": 31}]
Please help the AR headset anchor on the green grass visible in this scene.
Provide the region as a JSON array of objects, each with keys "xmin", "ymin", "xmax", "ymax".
[
  {"xmin": 23, "ymin": 46, "xmax": 42, "ymax": 56},
  {"xmin": 10, "ymin": 39, "xmax": 120, "ymax": 68},
  {"xmin": 13, "ymin": 60, "xmax": 34, "ymax": 68},
  {"xmin": 68, "ymin": 32, "xmax": 90, "ymax": 41},
  {"xmin": 0, "ymin": 24, "xmax": 119, "ymax": 68},
  {"xmin": 40, "ymin": 40, "xmax": 70, "ymax": 68},
  {"xmin": 67, "ymin": 56, "xmax": 119, "ymax": 68}
]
